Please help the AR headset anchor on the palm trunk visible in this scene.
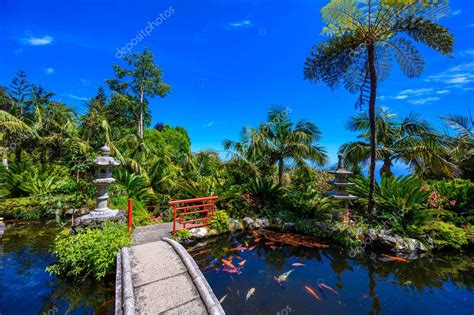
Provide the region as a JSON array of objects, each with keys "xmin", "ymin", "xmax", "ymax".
[
  {"xmin": 367, "ymin": 43, "xmax": 377, "ymax": 213},
  {"xmin": 138, "ymin": 88, "xmax": 144, "ymax": 139},
  {"xmin": 278, "ymin": 158, "xmax": 284, "ymax": 186},
  {"xmin": 380, "ymin": 158, "xmax": 393, "ymax": 177}
]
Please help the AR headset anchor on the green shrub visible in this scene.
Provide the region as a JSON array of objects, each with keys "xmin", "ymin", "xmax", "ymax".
[
  {"xmin": 420, "ymin": 221, "xmax": 468, "ymax": 249},
  {"xmin": 427, "ymin": 179, "xmax": 474, "ymax": 223},
  {"xmin": 111, "ymin": 195, "xmax": 152, "ymax": 227},
  {"xmin": 174, "ymin": 228, "xmax": 191, "ymax": 242},
  {"xmin": 295, "ymin": 219, "xmax": 329, "ymax": 239},
  {"xmin": 47, "ymin": 221, "xmax": 131, "ymax": 280},
  {"xmin": 210, "ymin": 210, "xmax": 229, "ymax": 233}
]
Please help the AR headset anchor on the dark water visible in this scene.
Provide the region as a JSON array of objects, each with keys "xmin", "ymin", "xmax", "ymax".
[
  {"xmin": 0, "ymin": 222, "xmax": 115, "ymax": 315},
  {"xmin": 187, "ymin": 232, "xmax": 474, "ymax": 315}
]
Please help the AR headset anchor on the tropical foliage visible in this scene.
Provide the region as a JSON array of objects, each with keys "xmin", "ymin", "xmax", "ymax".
[{"xmin": 304, "ymin": 0, "xmax": 454, "ymax": 212}]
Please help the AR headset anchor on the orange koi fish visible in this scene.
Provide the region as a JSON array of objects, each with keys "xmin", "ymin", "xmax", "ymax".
[
  {"xmin": 227, "ymin": 256, "xmax": 234, "ymax": 262},
  {"xmin": 265, "ymin": 241, "xmax": 274, "ymax": 246},
  {"xmin": 239, "ymin": 260, "xmax": 247, "ymax": 266},
  {"xmin": 291, "ymin": 263, "xmax": 306, "ymax": 267},
  {"xmin": 254, "ymin": 237, "xmax": 261, "ymax": 242},
  {"xmin": 319, "ymin": 283, "xmax": 338, "ymax": 295},
  {"xmin": 305, "ymin": 286, "xmax": 322, "ymax": 301},
  {"xmin": 381, "ymin": 254, "xmax": 408, "ymax": 263},
  {"xmin": 248, "ymin": 246, "xmax": 256, "ymax": 251},
  {"xmin": 222, "ymin": 267, "xmax": 239, "ymax": 274},
  {"xmin": 221, "ymin": 259, "xmax": 237, "ymax": 269}
]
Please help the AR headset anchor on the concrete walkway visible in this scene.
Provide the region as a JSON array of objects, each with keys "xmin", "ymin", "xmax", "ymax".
[{"xmin": 116, "ymin": 223, "xmax": 224, "ymax": 315}]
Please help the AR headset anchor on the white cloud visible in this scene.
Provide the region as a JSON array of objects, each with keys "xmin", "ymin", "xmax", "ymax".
[
  {"xmin": 468, "ymin": 23, "xmax": 474, "ymax": 28},
  {"xmin": 393, "ymin": 95, "xmax": 408, "ymax": 100},
  {"xmin": 451, "ymin": 9, "xmax": 461, "ymax": 16},
  {"xmin": 436, "ymin": 89, "xmax": 450, "ymax": 95},
  {"xmin": 409, "ymin": 97, "xmax": 440, "ymax": 105},
  {"xmin": 399, "ymin": 88, "xmax": 433, "ymax": 96},
  {"xmin": 67, "ymin": 94, "xmax": 88, "ymax": 101},
  {"xmin": 460, "ymin": 49, "xmax": 474, "ymax": 56},
  {"xmin": 44, "ymin": 67, "xmax": 55, "ymax": 75},
  {"xmin": 203, "ymin": 121, "xmax": 214, "ymax": 127},
  {"xmin": 227, "ymin": 19, "xmax": 253, "ymax": 29},
  {"xmin": 26, "ymin": 35, "xmax": 53, "ymax": 46},
  {"xmin": 427, "ymin": 63, "xmax": 474, "ymax": 87}
]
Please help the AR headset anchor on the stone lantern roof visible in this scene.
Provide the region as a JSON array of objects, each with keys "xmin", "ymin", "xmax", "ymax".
[{"xmin": 93, "ymin": 145, "xmax": 120, "ymax": 166}]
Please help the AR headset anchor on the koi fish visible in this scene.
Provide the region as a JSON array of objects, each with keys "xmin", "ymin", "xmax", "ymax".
[
  {"xmin": 248, "ymin": 246, "xmax": 256, "ymax": 251},
  {"xmin": 291, "ymin": 263, "xmax": 306, "ymax": 267},
  {"xmin": 254, "ymin": 238, "xmax": 261, "ymax": 242},
  {"xmin": 229, "ymin": 247, "xmax": 247, "ymax": 251},
  {"xmin": 222, "ymin": 267, "xmax": 239, "ymax": 274},
  {"xmin": 239, "ymin": 260, "xmax": 247, "ymax": 266},
  {"xmin": 274, "ymin": 269, "xmax": 294, "ymax": 284},
  {"xmin": 246, "ymin": 288, "xmax": 256, "ymax": 301},
  {"xmin": 245, "ymin": 241, "xmax": 249, "ymax": 247},
  {"xmin": 236, "ymin": 256, "xmax": 244, "ymax": 261},
  {"xmin": 221, "ymin": 259, "xmax": 237, "ymax": 269},
  {"xmin": 305, "ymin": 286, "xmax": 322, "ymax": 301},
  {"xmin": 227, "ymin": 256, "xmax": 234, "ymax": 262},
  {"xmin": 319, "ymin": 283, "xmax": 338, "ymax": 295},
  {"xmin": 381, "ymin": 254, "xmax": 408, "ymax": 263},
  {"xmin": 219, "ymin": 294, "xmax": 228, "ymax": 304},
  {"xmin": 270, "ymin": 246, "xmax": 277, "ymax": 250},
  {"xmin": 265, "ymin": 241, "xmax": 274, "ymax": 246}
]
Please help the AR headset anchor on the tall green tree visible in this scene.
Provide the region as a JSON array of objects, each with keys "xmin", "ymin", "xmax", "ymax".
[
  {"xmin": 340, "ymin": 108, "xmax": 454, "ymax": 178},
  {"xmin": 106, "ymin": 48, "xmax": 171, "ymax": 139},
  {"xmin": 304, "ymin": 0, "xmax": 454, "ymax": 212},
  {"xmin": 224, "ymin": 106, "xmax": 328, "ymax": 186}
]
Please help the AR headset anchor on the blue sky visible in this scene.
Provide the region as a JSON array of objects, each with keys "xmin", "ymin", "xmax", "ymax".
[{"xmin": 1, "ymin": 0, "xmax": 473, "ymax": 165}]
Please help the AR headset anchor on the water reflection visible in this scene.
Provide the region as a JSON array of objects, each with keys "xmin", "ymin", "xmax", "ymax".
[
  {"xmin": 187, "ymin": 231, "xmax": 474, "ymax": 315},
  {"xmin": 0, "ymin": 222, "xmax": 114, "ymax": 315}
]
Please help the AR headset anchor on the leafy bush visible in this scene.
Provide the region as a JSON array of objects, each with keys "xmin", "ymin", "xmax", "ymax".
[
  {"xmin": 420, "ymin": 221, "xmax": 468, "ymax": 249},
  {"xmin": 350, "ymin": 175, "xmax": 430, "ymax": 234},
  {"xmin": 210, "ymin": 210, "xmax": 229, "ymax": 233},
  {"xmin": 174, "ymin": 228, "xmax": 191, "ymax": 242},
  {"xmin": 427, "ymin": 179, "xmax": 474, "ymax": 223},
  {"xmin": 47, "ymin": 222, "xmax": 131, "ymax": 280},
  {"xmin": 111, "ymin": 195, "xmax": 151, "ymax": 227},
  {"xmin": 1, "ymin": 163, "xmax": 72, "ymax": 197},
  {"xmin": 295, "ymin": 219, "xmax": 329, "ymax": 239}
]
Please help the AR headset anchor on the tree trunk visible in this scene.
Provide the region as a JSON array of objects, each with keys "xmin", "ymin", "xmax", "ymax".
[
  {"xmin": 367, "ymin": 43, "xmax": 378, "ymax": 214},
  {"xmin": 15, "ymin": 145, "xmax": 21, "ymax": 163},
  {"xmin": 278, "ymin": 158, "xmax": 284, "ymax": 186},
  {"xmin": 138, "ymin": 88, "xmax": 144, "ymax": 139},
  {"xmin": 380, "ymin": 158, "xmax": 393, "ymax": 177}
]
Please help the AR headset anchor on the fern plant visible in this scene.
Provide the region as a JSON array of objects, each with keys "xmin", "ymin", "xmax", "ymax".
[{"xmin": 304, "ymin": 0, "xmax": 454, "ymax": 212}]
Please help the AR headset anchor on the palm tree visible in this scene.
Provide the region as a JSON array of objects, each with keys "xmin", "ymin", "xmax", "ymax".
[
  {"xmin": 340, "ymin": 108, "xmax": 454, "ymax": 178},
  {"xmin": 0, "ymin": 110, "xmax": 36, "ymax": 166},
  {"xmin": 224, "ymin": 106, "xmax": 328, "ymax": 186},
  {"xmin": 304, "ymin": 0, "xmax": 454, "ymax": 212},
  {"xmin": 442, "ymin": 113, "xmax": 474, "ymax": 179}
]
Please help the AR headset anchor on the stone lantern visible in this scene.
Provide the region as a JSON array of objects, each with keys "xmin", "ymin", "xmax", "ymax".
[
  {"xmin": 74, "ymin": 144, "xmax": 124, "ymax": 228},
  {"xmin": 327, "ymin": 154, "xmax": 358, "ymax": 214}
]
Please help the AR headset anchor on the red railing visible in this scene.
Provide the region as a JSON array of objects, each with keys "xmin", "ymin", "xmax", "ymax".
[{"xmin": 168, "ymin": 196, "xmax": 218, "ymax": 235}]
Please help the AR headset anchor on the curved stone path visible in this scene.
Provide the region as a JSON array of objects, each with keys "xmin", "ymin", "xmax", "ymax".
[{"xmin": 116, "ymin": 223, "xmax": 224, "ymax": 315}]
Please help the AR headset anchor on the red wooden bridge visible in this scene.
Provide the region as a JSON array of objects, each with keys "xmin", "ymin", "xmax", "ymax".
[{"xmin": 168, "ymin": 196, "xmax": 218, "ymax": 235}]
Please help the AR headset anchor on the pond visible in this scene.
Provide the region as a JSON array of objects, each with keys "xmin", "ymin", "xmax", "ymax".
[
  {"xmin": 0, "ymin": 222, "xmax": 114, "ymax": 315},
  {"xmin": 187, "ymin": 230, "xmax": 474, "ymax": 315}
]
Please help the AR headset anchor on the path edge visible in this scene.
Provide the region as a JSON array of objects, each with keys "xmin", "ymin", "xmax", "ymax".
[
  {"xmin": 162, "ymin": 237, "xmax": 225, "ymax": 315},
  {"xmin": 116, "ymin": 247, "xmax": 135, "ymax": 315}
]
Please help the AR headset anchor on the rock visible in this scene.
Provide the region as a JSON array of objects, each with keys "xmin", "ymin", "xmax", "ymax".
[
  {"xmin": 242, "ymin": 217, "xmax": 254, "ymax": 230},
  {"xmin": 0, "ymin": 218, "xmax": 4, "ymax": 238},
  {"xmin": 228, "ymin": 219, "xmax": 243, "ymax": 232},
  {"xmin": 255, "ymin": 218, "xmax": 270, "ymax": 229},
  {"xmin": 73, "ymin": 210, "xmax": 125, "ymax": 230},
  {"xmin": 190, "ymin": 227, "xmax": 208, "ymax": 238},
  {"xmin": 206, "ymin": 229, "xmax": 218, "ymax": 237},
  {"xmin": 283, "ymin": 222, "xmax": 296, "ymax": 231}
]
